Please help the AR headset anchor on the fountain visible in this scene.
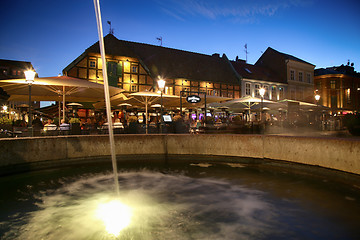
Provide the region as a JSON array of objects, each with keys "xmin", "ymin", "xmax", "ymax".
[
  {"xmin": 1, "ymin": 160, "xmax": 360, "ymax": 239},
  {"xmin": 1, "ymin": 1, "xmax": 359, "ymax": 239}
]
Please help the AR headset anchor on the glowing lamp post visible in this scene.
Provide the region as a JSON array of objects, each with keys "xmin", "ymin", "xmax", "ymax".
[
  {"xmin": 259, "ymin": 87, "xmax": 265, "ymax": 122},
  {"xmin": 157, "ymin": 78, "xmax": 165, "ymax": 134},
  {"xmin": 25, "ymin": 70, "xmax": 36, "ymax": 137},
  {"xmin": 315, "ymin": 93, "xmax": 322, "ymax": 129},
  {"xmin": 1, "ymin": 105, "xmax": 8, "ymax": 117}
]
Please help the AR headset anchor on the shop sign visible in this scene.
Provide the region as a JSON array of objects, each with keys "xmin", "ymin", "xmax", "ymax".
[{"xmin": 186, "ymin": 95, "xmax": 201, "ymax": 103}]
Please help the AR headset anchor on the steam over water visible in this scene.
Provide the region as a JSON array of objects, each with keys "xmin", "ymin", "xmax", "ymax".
[{"xmin": 1, "ymin": 163, "xmax": 360, "ymax": 239}]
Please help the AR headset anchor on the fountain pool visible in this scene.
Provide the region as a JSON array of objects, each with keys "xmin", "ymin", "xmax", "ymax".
[{"xmin": 0, "ymin": 160, "xmax": 360, "ymax": 240}]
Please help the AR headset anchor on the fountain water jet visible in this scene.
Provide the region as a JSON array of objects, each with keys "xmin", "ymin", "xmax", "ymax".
[{"xmin": 93, "ymin": 0, "xmax": 119, "ymax": 195}]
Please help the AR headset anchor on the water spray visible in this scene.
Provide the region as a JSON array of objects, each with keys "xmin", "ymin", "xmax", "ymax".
[{"xmin": 93, "ymin": 0, "xmax": 119, "ymax": 196}]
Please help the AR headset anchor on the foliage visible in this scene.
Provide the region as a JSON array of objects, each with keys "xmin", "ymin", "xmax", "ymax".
[
  {"xmin": 0, "ymin": 116, "xmax": 12, "ymax": 125},
  {"xmin": 127, "ymin": 116, "xmax": 138, "ymax": 123},
  {"xmin": 69, "ymin": 118, "xmax": 80, "ymax": 124}
]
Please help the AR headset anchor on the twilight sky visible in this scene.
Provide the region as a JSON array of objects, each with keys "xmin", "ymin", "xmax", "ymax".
[{"xmin": 1, "ymin": 0, "xmax": 360, "ymax": 77}]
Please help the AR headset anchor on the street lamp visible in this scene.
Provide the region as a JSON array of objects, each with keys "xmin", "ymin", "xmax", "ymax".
[
  {"xmin": 259, "ymin": 87, "xmax": 265, "ymax": 122},
  {"xmin": 25, "ymin": 70, "xmax": 36, "ymax": 137},
  {"xmin": 157, "ymin": 78, "xmax": 165, "ymax": 134},
  {"xmin": 315, "ymin": 93, "xmax": 322, "ymax": 129}
]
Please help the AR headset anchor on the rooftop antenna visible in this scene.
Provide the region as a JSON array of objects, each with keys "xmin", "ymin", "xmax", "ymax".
[
  {"xmin": 107, "ymin": 21, "xmax": 114, "ymax": 35},
  {"xmin": 244, "ymin": 44, "xmax": 249, "ymax": 63},
  {"xmin": 156, "ymin": 36, "xmax": 163, "ymax": 46}
]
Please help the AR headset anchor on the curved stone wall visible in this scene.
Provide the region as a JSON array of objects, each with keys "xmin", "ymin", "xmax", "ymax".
[{"xmin": 0, "ymin": 134, "xmax": 359, "ymax": 175}]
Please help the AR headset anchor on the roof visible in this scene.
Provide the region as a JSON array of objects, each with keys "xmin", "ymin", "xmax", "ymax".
[
  {"xmin": 71, "ymin": 34, "xmax": 240, "ymax": 85},
  {"xmin": 0, "ymin": 59, "xmax": 33, "ymax": 69},
  {"xmin": 230, "ymin": 60, "xmax": 283, "ymax": 83},
  {"xmin": 257, "ymin": 47, "xmax": 315, "ymax": 66},
  {"xmin": 0, "ymin": 59, "xmax": 34, "ymax": 79},
  {"xmin": 315, "ymin": 65, "xmax": 360, "ymax": 77}
]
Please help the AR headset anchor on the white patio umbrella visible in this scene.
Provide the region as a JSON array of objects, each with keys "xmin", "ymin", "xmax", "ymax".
[
  {"xmin": 224, "ymin": 96, "xmax": 275, "ymax": 109},
  {"xmin": 127, "ymin": 91, "xmax": 179, "ymax": 134},
  {"xmin": 220, "ymin": 96, "xmax": 282, "ymax": 121},
  {"xmin": 0, "ymin": 76, "xmax": 125, "ymax": 121}
]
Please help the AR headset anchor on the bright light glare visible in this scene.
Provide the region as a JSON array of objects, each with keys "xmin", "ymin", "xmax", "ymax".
[{"xmin": 96, "ymin": 200, "xmax": 132, "ymax": 236}]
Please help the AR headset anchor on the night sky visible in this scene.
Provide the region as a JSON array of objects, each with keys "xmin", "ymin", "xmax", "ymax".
[{"xmin": 1, "ymin": 0, "xmax": 360, "ymax": 77}]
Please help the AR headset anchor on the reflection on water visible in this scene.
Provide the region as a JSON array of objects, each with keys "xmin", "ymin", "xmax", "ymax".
[{"xmin": 0, "ymin": 162, "xmax": 359, "ymax": 240}]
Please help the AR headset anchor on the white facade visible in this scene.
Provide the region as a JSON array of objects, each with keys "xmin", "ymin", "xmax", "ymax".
[
  {"xmin": 286, "ymin": 59, "xmax": 315, "ymax": 101},
  {"xmin": 242, "ymin": 78, "xmax": 287, "ymax": 101}
]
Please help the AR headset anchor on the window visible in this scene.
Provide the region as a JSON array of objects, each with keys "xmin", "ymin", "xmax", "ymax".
[
  {"xmin": 279, "ymin": 87, "xmax": 284, "ymax": 100},
  {"xmin": 297, "ymin": 87, "xmax": 303, "ymax": 100},
  {"xmin": 264, "ymin": 85, "xmax": 269, "ymax": 98},
  {"xmin": 306, "ymin": 73, "xmax": 311, "ymax": 83},
  {"xmin": 255, "ymin": 84, "xmax": 260, "ymax": 97},
  {"xmin": 299, "ymin": 72, "xmax": 303, "ymax": 82},
  {"xmin": 89, "ymin": 60, "xmax": 96, "ymax": 68},
  {"xmin": 271, "ymin": 86, "xmax": 276, "ymax": 100},
  {"xmin": 131, "ymin": 65, "xmax": 138, "ymax": 73},
  {"xmin": 330, "ymin": 80, "xmax": 336, "ymax": 89},
  {"xmin": 346, "ymin": 88, "xmax": 351, "ymax": 104},
  {"xmin": 290, "ymin": 70, "xmax": 295, "ymax": 81},
  {"xmin": 245, "ymin": 83, "xmax": 251, "ymax": 95},
  {"xmin": 290, "ymin": 89, "xmax": 295, "ymax": 99}
]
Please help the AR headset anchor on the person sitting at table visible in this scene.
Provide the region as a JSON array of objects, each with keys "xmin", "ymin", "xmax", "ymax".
[
  {"xmin": 43, "ymin": 119, "xmax": 57, "ymax": 132},
  {"xmin": 59, "ymin": 119, "xmax": 70, "ymax": 131}
]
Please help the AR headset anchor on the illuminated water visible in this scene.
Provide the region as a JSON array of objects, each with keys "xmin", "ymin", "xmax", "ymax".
[{"xmin": 0, "ymin": 161, "xmax": 360, "ymax": 239}]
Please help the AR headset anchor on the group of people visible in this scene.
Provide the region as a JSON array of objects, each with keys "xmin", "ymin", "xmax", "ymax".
[{"xmin": 31, "ymin": 117, "xmax": 71, "ymax": 134}]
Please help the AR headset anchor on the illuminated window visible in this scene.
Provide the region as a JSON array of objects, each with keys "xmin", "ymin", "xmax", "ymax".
[
  {"xmin": 271, "ymin": 86, "xmax": 276, "ymax": 100},
  {"xmin": 245, "ymin": 83, "xmax": 251, "ymax": 95},
  {"xmin": 330, "ymin": 80, "xmax": 336, "ymax": 89},
  {"xmin": 346, "ymin": 88, "xmax": 351, "ymax": 104},
  {"xmin": 255, "ymin": 84, "xmax": 260, "ymax": 97},
  {"xmin": 264, "ymin": 85, "xmax": 269, "ymax": 98},
  {"xmin": 279, "ymin": 87, "xmax": 284, "ymax": 99}
]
